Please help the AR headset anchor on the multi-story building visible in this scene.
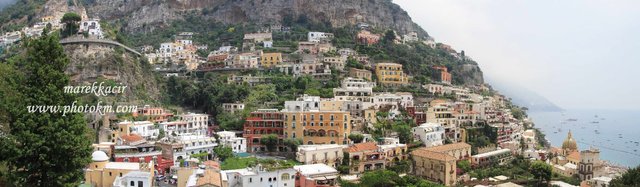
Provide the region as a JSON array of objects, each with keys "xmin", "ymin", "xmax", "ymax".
[
  {"xmin": 344, "ymin": 142, "xmax": 386, "ymax": 174},
  {"xmin": 423, "ymin": 143, "xmax": 472, "ymax": 161},
  {"xmin": 431, "ymin": 66, "xmax": 452, "ymax": 85},
  {"xmin": 134, "ymin": 106, "xmax": 173, "ymax": 123},
  {"xmin": 308, "ymin": 32, "xmax": 334, "ymax": 43},
  {"xmin": 333, "ymin": 77, "xmax": 375, "ymax": 102},
  {"xmin": 243, "ymin": 109, "xmax": 285, "ymax": 152},
  {"xmin": 296, "ymin": 144, "xmax": 345, "ymax": 168},
  {"xmin": 227, "ymin": 75, "xmax": 272, "ymax": 87},
  {"xmin": 348, "ymin": 68, "xmax": 372, "ymax": 81},
  {"xmin": 356, "ymin": 30, "xmax": 381, "ymax": 45},
  {"xmin": 375, "ymin": 63, "xmax": 409, "ymax": 87},
  {"xmin": 412, "ymin": 123, "xmax": 445, "ymax": 147},
  {"xmin": 579, "ymin": 148, "xmax": 602, "ymax": 181},
  {"xmin": 179, "ymin": 113, "xmax": 209, "ymax": 136},
  {"xmin": 175, "ymin": 134, "xmax": 218, "ymax": 159},
  {"xmin": 243, "ymin": 32, "xmax": 272, "ymax": 43},
  {"xmin": 322, "ymin": 56, "xmax": 346, "ymax": 71},
  {"xmin": 113, "ymin": 143, "xmax": 173, "ymax": 175},
  {"xmin": 116, "ymin": 121, "xmax": 159, "ymax": 140},
  {"xmin": 471, "ymin": 148, "xmax": 513, "ymax": 168},
  {"xmin": 260, "ymin": 53, "xmax": 283, "ymax": 68},
  {"xmin": 379, "ymin": 143, "xmax": 409, "ymax": 167},
  {"xmin": 292, "ymin": 62, "xmax": 332, "ymax": 79},
  {"xmin": 294, "ymin": 164, "xmax": 339, "ymax": 187},
  {"xmin": 85, "ymin": 151, "xmax": 155, "ymax": 187},
  {"xmin": 411, "ymin": 147, "xmax": 457, "ymax": 186},
  {"xmin": 216, "ymin": 131, "xmax": 247, "ymax": 153},
  {"xmin": 282, "ymin": 95, "xmax": 352, "ymax": 145},
  {"xmin": 79, "ymin": 18, "xmax": 103, "ymax": 39},
  {"xmin": 222, "ymin": 102, "xmax": 245, "ymax": 114},
  {"xmin": 221, "ymin": 164, "xmax": 296, "ymax": 187}
]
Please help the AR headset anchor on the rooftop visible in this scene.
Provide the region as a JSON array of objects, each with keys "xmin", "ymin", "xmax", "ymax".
[
  {"xmin": 105, "ymin": 162, "xmax": 140, "ymax": 170},
  {"xmin": 196, "ymin": 169, "xmax": 223, "ymax": 186},
  {"xmin": 294, "ymin": 164, "xmax": 338, "ymax": 176},
  {"xmin": 410, "ymin": 148, "xmax": 456, "ymax": 161},
  {"xmin": 346, "ymin": 142, "xmax": 378, "ymax": 152},
  {"xmin": 424, "ymin": 142, "xmax": 471, "ymax": 153}
]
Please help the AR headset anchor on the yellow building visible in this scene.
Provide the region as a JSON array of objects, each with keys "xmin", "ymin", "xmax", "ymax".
[
  {"xmin": 283, "ymin": 110, "xmax": 351, "ymax": 145},
  {"xmin": 374, "ymin": 63, "xmax": 409, "ymax": 87},
  {"xmin": 85, "ymin": 151, "xmax": 154, "ymax": 187},
  {"xmin": 260, "ymin": 53, "xmax": 283, "ymax": 68},
  {"xmin": 412, "ymin": 148, "xmax": 457, "ymax": 186},
  {"xmin": 424, "ymin": 142, "xmax": 472, "ymax": 161}
]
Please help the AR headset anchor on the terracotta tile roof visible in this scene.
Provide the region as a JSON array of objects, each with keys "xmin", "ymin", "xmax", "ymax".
[
  {"xmin": 203, "ymin": 161, "xmax": 220, "ymax": 170},
  {"xmin": 346, "ymin": 142, "xmax": 378, "ymax": 152},
  {"xmin": 196, "ymin": 169, "xmax": 222, "ymax": 187},
  {"xmin": 411, "ymin": 148, "xmax": 456, "ymax": 161},
  {"xmin": 567, "ymin": 151, "xmax": 581, "ymax": 161},
  {"xmin": 424, "ymin": 142, "xmax": 471, "ymax": 153},
  {"xmin": 120, "ymin": 134, "xmax": 144, "ymax": 143}
]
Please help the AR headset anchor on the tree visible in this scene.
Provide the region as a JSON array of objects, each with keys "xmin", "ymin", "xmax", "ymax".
[
  {"xmin": 261, "ymin": 134, "xmax": 279, "ymax": 152},
  {"xmin": 0, "ymin": 33, "xmax": 92, "ymax": 186},
  {"xmin": 610, "ymin": 165, "xmax": 640, "ymax": 187},
  {"xmin": 158, "ymin": 128, "xmax": 166, "ymax": 139},
  {"xmin": 214, "ymin": 146, "xmax": 234, "ymax": 162},
  {"xmin": 359, "ymin": 170, "xmax": 403, "ymax": 187},
  {"xmin": 392, "ymin": 122, "xmax": 413, "ymax": 144},
  {"xmin": 283, "ymin": 138, "xmax": 302, "ymax": 152},
  {"xmin": 457, "ymin": 160, "xmax": 471, "ymax": 173},
  {"xmin": 348, "ymin": 133, "xmax": 364, "ymax": 143},
  {"xmin": 530, "ymin": 161, "xmax": 552, "ymax": 186},
  {"xmin": 61, "ymin": 12, "xmax": 81, "ymax": 37}
]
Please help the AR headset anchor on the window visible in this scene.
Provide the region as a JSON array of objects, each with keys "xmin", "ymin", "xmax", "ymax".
[
  {"xmin": 109, "ymin": 172, "xmax": 112, "ymax": 176},
  {"xmin": 319, "ymin": 122, "xmax": 324, "ymax": 127},
  {"xmin": 250, "ymin": 178, "xmax": 252, "ymax": 182},
  {"xmin": 281, "ymin": 173, "xmax": 290, "ymax": 180},
  {"xmin": 138, "ymin": 181, "xmax": 143, "ymax": 187},
  {"xmin": 311, "ymin": 115, "xmax": 315, "ymax": 120},
  {"xmin": 320, "ymin": 115, "xmax": 324, "ymax": 120},
  {"xmin": 130, "ymin": 181, "xmax": 134, "ymax": 186}
]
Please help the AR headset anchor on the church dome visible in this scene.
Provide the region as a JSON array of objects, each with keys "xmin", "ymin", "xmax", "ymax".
[
  {"xmin": 91, "ymin": 151, "xmax": 109, "ymax": 162},
  {"xmin": 562, "ymin": 131, "xmax": 578, "ymax": 151}
]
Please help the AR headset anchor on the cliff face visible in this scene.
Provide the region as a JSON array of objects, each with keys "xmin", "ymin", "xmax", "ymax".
[
  {"xmin": 82, "ymin": 0, "xmax": 428, "ymax": 37},
  {"xmin": 63, "ymin": 44, "xmax": 160, "ymax": 104}
]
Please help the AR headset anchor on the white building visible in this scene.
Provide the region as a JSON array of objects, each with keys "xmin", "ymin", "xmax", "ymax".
[
  {"xmin": 308, "ymin": 32, "xmax": 334, "ymax": 43},
  {"xmin": 79, "ymin": 19, "xmax": 103, "ymax": 39},
  {"xmin": 296, "ymin": 144, "xmax": 345, "ymax": 167},
  {"xmin": 180, "ymin": 113, "xmax": 209, "ymax": 136},
  {"xmin": 333, "ymin": 77, "xmax": 375, "ymax": 102},
  {"xmin": 264, "ymin": 41, "xmax": 273, "ymax": 48},
  {"xmin": 591, "ymin": 176, "xmax": 612, "ymax": 187},
  {"xmin": 221, "ymin": 165, "xmax": 296, "ymax": 187},
  {"xmin": 294, "ymin": 164, "xmax": 339, "ymax": 187},
  {"xmin": 216, "ymin": 131, "xmax": 247, "ymax": 153},
  {"xmin": 284, "ymin": 95, "xmax": 321, "ymax": 112},
  {"xmin": 120, "ymin": 121, "xmax": 159, "ymax": 139},
  {"xmin": 112, "ymin": 171, "xmax": 152, "ymax": 187},
  {"xmin": 175, "ymin": 134, "xmax": 218, "ymax": 158},
  {"xmin": 412, "ymin": 123, "xmax": 445, "ymax": 147}
]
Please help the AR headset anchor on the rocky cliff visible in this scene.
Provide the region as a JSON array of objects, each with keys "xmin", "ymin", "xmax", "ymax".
[
  {"xmin": 63, "ymin": 44, "xmax": 160, "ymax": 104},
  {"xmin": 81, "ymin": 0, "xmax": 429, "ymax": 37}
]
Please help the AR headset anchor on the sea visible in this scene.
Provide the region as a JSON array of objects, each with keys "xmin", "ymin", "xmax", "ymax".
[{"xmin": 528, "ymin": 109, "xmax": 640, "ymax": 168}]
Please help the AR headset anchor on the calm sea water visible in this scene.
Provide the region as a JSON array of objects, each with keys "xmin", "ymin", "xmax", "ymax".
[{"xmin": 528, "ymin": 109, "xmax": 640, "ymax": 167}]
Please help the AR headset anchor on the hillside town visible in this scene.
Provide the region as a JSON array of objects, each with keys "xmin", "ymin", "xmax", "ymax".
[{"xmin": 0, "ymin": 6, "xmax": 632, "ymax": 187}]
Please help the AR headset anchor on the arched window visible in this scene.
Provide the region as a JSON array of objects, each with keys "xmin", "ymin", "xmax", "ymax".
[
  {"xmin": 281, "ymin": 173, "xmax": 290, "ymax": 180},
  {"xmin": 130, "ymin": 181, "xmax": 135, "ymax": 186}
]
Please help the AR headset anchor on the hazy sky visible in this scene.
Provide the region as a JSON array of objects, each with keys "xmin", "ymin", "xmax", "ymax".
[{"xmin": 395, "ymin": 0, "xmax": 640, "ymax": 110}]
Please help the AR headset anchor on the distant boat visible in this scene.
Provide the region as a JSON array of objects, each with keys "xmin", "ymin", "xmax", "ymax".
[
  {"xmin": 566, "ymin": 118, "xmax": 578, "ymax": 122},
  {"xmin": 595, "ymin": 115, "xmax": 599, "ymax": 118},
  {"xmin": 591, "ymin": 121, "xmax": 600, "ymax": 124},
  {"xmin": 595, "ymin": 130, "xmax": 600, "ymax": 134}
]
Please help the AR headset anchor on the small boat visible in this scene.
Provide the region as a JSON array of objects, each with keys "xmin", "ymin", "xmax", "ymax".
[
  {"xmin": 566, "ymin": 118, "xmax": 578, "ymax": 122},
  {"xmin": 591, "ymin": 121, "xmax": 600, "ymax": 124},
  {"xmin": 594, "ymin": 130, "xmax": 600, "ymax": 134}
]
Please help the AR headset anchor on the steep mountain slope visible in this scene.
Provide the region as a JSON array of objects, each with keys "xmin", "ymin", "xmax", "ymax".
[{"xmin": 82, "ymin": 0, "xmax": 429, "ymax": 37}]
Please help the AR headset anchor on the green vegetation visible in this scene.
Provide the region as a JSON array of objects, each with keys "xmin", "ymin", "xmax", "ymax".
[
  {"xmin": 0, "ymin": 32, "xmax": 92, "ymax": 186},
  {"xmin": 530, "ymin": 161, "xmax": 552, "ymax": 186},
  {"xmin": 0, "ymin": 0, "xmax": 47, "ymax": 32},
  {"xmin": 340, "ymin": 170, "xmax": 444, "ymax": 187},
  {"xmin": 220, "ymin": 157, "xmax": 299, "ymax": 171},
  {"xmin": 261, "ymin": 134, "xmax": 279, "ymax": 152},
  {"xmin": 457, "ymin": 160, "xmax": 471, "ymax": 173},
  {"xmin": 348, "ymin": 133, "xmax": 364, "ymax": 143},
  {"xmin": 465, "ymin": 122, "xmax": 498, "ymax": 154},
  {"xmin": 283, "ymin": 138, "xmax": 302, "ymax": 152},
  {"xmin": 213, "ymin": 146, "xmax": 234, "ymax": 162},
  {"xmin": 61, "ymin": 12, "xmax": 81, "ymax": 38},
  {"xmin": 610, "ymin": 165, "xmax": 640, "ymax": 187}
]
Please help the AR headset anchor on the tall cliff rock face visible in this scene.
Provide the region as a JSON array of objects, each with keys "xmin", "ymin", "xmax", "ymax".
[
  {"xmin": 82, "ymin": 0, "xmax": 429, "ymax": 37},
  {"xmin": 63, "ymin": 44, "xmax": 160, "ymax": 104}
]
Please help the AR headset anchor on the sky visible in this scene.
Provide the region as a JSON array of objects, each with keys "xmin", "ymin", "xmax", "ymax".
[{"xmin": 394, "ymin": 0, "xmax": 640, "ymax": 110}]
